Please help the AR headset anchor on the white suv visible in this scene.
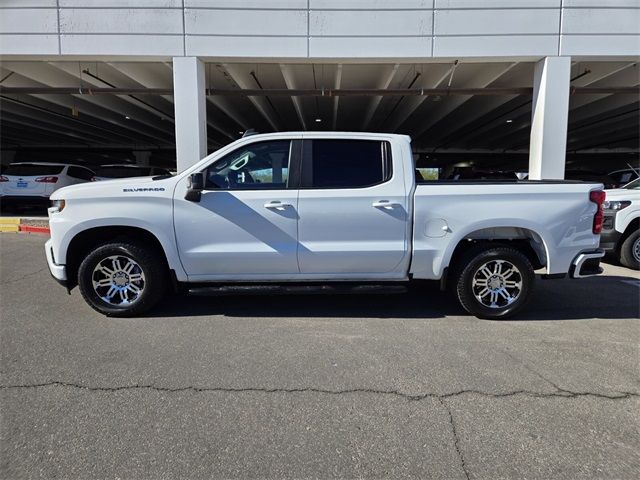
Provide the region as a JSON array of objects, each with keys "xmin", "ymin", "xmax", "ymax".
[
  {"xmin": 1, "ymin": 162, "xmax": 95, "ymax": 209},
  {"xmin": 601, "ymin": 178, "xmax": 640, "ymax": 270}
]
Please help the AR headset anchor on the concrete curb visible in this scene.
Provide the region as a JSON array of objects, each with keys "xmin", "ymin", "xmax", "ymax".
[
  {"xmin": 0, "ymin": 217, "xmax": 50, "ymax": 235},
  {"xmin": 20, "ymin": 225, "xmax": 51, "ymax": 234}
]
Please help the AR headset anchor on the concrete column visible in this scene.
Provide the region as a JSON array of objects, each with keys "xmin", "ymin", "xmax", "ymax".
[
  {"xmin": 528, "ymin": 56, "xmax": 571, "ymax": 180},
  {"xmin": 133, "ymin": 151, "xmax": 151, "ymax": 166},
  {"xmin": 173, "ymin": 57, "xmax": 207, "ymax": 172}
]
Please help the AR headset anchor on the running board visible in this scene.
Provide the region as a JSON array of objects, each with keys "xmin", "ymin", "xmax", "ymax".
[{"xmin": 188, "ymin": 283, "xmax": 408, "ymax": 296}]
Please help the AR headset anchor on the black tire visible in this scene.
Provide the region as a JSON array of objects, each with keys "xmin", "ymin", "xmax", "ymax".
[
  {"xmin": 455, "ymin": 245, "xmax": 535, "ymax": 320},
  {"xmin": 78, "ymin": 240, "xmax": 168, "ymax": 317},
  {"xmin": 619, "ymin": 229, "xmax": 640, "ymax": 270}
]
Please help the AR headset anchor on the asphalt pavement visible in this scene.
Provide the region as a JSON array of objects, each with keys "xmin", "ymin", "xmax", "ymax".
[{"xmin": 1, "ymin": 233, "xmax": 639, "ymax": 479}]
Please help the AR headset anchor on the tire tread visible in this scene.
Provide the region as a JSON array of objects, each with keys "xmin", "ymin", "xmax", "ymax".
[{"xmin": 77, "ymin": 240, "xmax": 168, "ymax": 317}]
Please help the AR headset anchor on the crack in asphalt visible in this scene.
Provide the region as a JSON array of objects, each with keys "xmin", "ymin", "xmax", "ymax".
[
  {"xmin": 0, "ymin": 267, "xmax": 48, "ymax": 286},
  {"xmin": 0, "ymin": 381, "xmax": 638, "ymax": 401},
  {"xmin": 1, "ymin": 381, "xmax": 637, "ymax": 480},
  {"xmin": 438, "ymin": 397, "xmax": 470, "ymax": 480}
]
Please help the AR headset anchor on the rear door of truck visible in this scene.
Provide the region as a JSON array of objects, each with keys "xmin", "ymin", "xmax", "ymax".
[{"xmin": 295, "ymin": 136, "xmax": 411, "ymax": 278}]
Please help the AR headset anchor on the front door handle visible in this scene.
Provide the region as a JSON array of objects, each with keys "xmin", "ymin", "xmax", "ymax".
[
  {"xmin": 372, "ymin": 200, "xmax": 401, "ymax": 209},
  {"xmin": 264, "ymin": 201, "xmax": 292, "ymax": 211}
]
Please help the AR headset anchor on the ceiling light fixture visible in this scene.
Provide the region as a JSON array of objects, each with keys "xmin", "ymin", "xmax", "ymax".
[{"xmin": 315, "ymin": 118, "xmax": 322, "ymax": 123}]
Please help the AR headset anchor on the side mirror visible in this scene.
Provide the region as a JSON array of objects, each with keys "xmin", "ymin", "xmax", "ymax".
[{"xmin": 185, "ymin": 172, "xmax": 204, "ymax": 202}]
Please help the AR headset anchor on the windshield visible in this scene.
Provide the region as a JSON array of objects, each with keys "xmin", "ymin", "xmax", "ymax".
[
  {"xmin": 94, "ymin": 166, "xmax": 152, "ymax": 178},
  {"xmin": 623, "ymin": 178, "xmax": 640, "ymax": 190},
  {"xmin": 4, "ymin": 164, "xmax": 65, "ymax": 176}
]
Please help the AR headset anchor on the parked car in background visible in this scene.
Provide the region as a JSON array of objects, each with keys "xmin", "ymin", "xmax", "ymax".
[
  {"xmin": 446, "ymin": 167, "xmax": 520, "ymax": 181},
  {"xmin": 92, "ymin": 164, "xmax": 172, "ymax": 181},
  {"xmin": 608, "ymin": 168, "xmax": 639, "ymax": 189},
  {"xmin": 601, "ymin": 178, "xmax": 640, "ymax": 270},
  {"xmin": 0, "ymin": 163, "xmax": 95, "ymax": 210},
  {"xmin": 564, "ymin": 170, "xmax": 616, "ymax": 189}
]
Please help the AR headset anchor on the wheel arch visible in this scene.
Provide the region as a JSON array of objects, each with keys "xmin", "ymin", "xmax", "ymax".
[
  {"xmin": 64, "ymin": 225, "xmax": 173, "ymax": 290},
  {"xmin": 618, "ymin": 217, "xmax": 640, "ymax": 252},
  {"xmin": 443, "ymin": 225, "xmax": 550, "ymax": 282}
]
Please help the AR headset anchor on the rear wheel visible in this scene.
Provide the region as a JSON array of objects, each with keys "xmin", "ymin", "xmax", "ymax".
[
  {"xmin": 455, "ymin": 246, "xmax": 535, "ymax": 320},
  {"xmin": 78, "ymin": 240, "xmax": 168, "ymax": 317},
  {"xmin": 619, "ymin": 229, "xmax": 640, "ymax": 270}
]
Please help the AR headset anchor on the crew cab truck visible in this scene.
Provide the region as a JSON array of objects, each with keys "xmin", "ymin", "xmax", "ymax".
[
  {"xmin": 601, "ymin": 178, "xmax": 640, "ymax": 270},
  {"xmin": 46, "ymin": 132, "xmax": 606, "ymax": 320}
]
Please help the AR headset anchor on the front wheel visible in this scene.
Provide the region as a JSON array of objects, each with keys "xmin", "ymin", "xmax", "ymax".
[
  {"xmin": 78, "ymin": 240, "xmax": 168, "ymax": 317},
  {"xmin": 619, "ymin": 229, "xmax": 640, "ymax": 270},
  {"xmin": 455, "ymin": 246, "xmax": 535, "ymax": 320}
]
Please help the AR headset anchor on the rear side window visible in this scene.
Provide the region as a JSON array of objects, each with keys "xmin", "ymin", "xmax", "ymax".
[
  {"xmin": 5, "ymin": 164, "xmax": 64, "ymax": 176},
  {"xmin": 304, "ymin": 140, "xmax": 391, "ymax": 189},
  {"xmin": 67, "ymin": 166, "xmax": 95, "ymax": 180}
]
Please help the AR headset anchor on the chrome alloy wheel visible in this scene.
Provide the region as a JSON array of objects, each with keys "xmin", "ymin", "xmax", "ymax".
[
  {"xmin": 92, "ymin": 255, "xmax": 146, "ymax": 305},
  {"xmin": 471, "ymin": 259, "xmax": 523, "ymax": 309},
  {"xmin": 633, "ymin": 237, "xmax": 640, "ymax": 263}
]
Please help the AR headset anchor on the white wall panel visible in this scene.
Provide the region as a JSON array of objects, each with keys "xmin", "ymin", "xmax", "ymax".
[
  {"xmin": 311, "ymin": 0, "xmax": 432, "ymax": 8},
  {"xmin": 562, "ymin": 8, "xmax": 640, "ymax": 34},
  {"xmin": 185, "ymin": 9, "xmax": 307, "ymax": 36},
  {"xmin": 434, "ymin": 35, "xmax": 559, "ymax": 57},
  {"xmin": 186, "ymin": 36, "xmax": 307, "ymax": 57},
  {"xmin": 186, "ymin": 0, "xmax": 306, "ymax": 7},
  {"xmin": 435, "ymin": 9, "xmax": 560, "ymax": 35},
  {"xmin": 310, "ymin": 10, "xmax": 432, "ymax": 36},
  {"xmin": 563, "ymin": 0, "xmax": 639, "ymax": 6},
  {"xmin": 436, "ymin": 0, "xmax": 560, "ymax": 7},
  {"xmin": 59, "ymin": 8, "xmax": 183, "ymax": 34},
  {"xmin": 0, "ymin": 1, "xmax": 638, "ymax": 58},
  {"xmin": 1, "ymin": 0, "xmax": 57, "ymax": 6},
  {"xmin": 0, "ymin": 9, "xmax": 58, "ymax": 34},
  {"xmin": 310, "ymin": 37, "xmax": 432, "ymax": 58},
  {"xmin": 561, "ymin": 34, "xmax": 640, "ymax": 56},
  {"xmin": 60, "ymin": 1, "xmax": 182, "ymax": 6},
  {"xmin": 60, "ymin": 34, "xmax": 183, "ymax": 55},
  {"xmin": 0, "ymin": 35, "xmax": 59, "ymax": 54}
]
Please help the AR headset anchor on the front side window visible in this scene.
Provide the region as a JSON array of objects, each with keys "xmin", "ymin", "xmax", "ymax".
[
  {"xmin": 306, "ymin": 140, "xmax": 391, "ymax": 189},
  {"xmin": 205, "ymin": 140, "xmax": 291, "ymax": 190}
]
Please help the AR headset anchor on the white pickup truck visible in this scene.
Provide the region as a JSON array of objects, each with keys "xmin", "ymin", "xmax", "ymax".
[{"xmin": 46, "ymin": 132, "xmax": 606, "ymax": 319}]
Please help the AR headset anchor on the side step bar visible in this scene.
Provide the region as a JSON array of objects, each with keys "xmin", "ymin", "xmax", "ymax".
[{"xmin": 188, "ymin": 283, "xmax": 408, "ymax": 296}]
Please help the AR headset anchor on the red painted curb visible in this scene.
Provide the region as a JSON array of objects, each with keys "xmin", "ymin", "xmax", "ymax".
[{"xmin": 19, "ymin": 225, "xmax": 51, "ymax": 234}]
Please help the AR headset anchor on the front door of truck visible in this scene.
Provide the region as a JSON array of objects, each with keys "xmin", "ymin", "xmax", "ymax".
[
  {"xmin": 174, "ymin": 138, "xmax": 301, "ymax": 280},
  {"xmin": 296, "ymin": 138, "xmax": 410, "ymax": 278}
]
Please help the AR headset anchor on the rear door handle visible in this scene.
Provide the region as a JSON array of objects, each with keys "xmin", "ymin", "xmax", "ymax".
[
  {"xmin": 264, "ymin": 201, "xmax": 292, "ymax": 210},
  {"xmin": 372, "ymin": 200, "xmax": 401, "ymax": 209}
]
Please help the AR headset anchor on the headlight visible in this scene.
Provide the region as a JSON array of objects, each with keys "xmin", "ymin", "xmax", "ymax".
[
  {"xmin": 603, "ymin": 200, "xmax": 631, "ymax": 211},
  {"xmin": 49, "ymin": 199, "xmax": 66, "ymax": 213}
]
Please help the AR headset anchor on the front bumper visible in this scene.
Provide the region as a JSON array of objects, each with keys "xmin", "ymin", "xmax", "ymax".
[
  {"xmin": 569, "ymin": 249, "xmax": 605, "ymax": 279},
  {"xmin": 45, "ymin": 239, "xmax": 67, "ymax": 287},
  {"xmin": 600, "ymin": 212, "xmax": 621, "ymax": 251}
]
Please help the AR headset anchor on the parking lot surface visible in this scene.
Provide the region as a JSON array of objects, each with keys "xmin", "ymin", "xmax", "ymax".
[{"xmin": 1, "ymin": 233, "xmax": 639, "ymax": 479}]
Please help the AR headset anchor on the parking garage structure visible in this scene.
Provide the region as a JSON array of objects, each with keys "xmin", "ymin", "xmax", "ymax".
[{"xmin": 0, "ymin": 1, "xmax": 638, "ymax": 179}]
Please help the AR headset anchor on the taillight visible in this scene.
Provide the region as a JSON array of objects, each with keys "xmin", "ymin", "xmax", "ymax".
[
  {"xmin": 590, "ymin": 190, "xmax": 606, "ymax": 234},
  {"xmin": 35, "ymin": 176, "xmax": 58, "ymax": 183},
  {"xmin": 0, "ymin": 175, "xmax": 8, "ymax": 182}
]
